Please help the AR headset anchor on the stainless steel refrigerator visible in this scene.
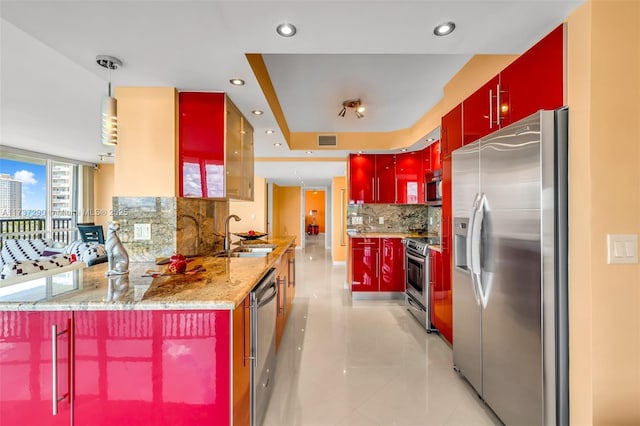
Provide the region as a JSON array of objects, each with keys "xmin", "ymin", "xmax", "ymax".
[{"xmin": 452, "ymin": 109, "xmax": 569, "ymax": 425}]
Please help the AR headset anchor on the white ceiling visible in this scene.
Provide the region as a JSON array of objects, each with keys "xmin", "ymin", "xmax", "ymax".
[{"xmin": 0, "ymin": 0, "xmax": 584, "ymax": 187}]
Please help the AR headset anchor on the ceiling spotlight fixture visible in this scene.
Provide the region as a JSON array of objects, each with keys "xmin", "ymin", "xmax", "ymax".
[
  {"xmin": 276, "ymin": 22, "xmax": 297, "ymax": 37},
  {"xmin": 338, "ymin": 99, "xmax": 365, "ymax": 119},
  {"xmin": 229, "ymin": 78, "xmax": 245, "ymax": 86},
  {"xmin": 434, "ymin": 21, "xmax": 456, "ymax": 36},
  {"xmin": 401, "ymin": 148, "xmax": 408, "ymax": 152},
  {"xmin": 265, "ymin": 129, "xmax": 275, "ymax": 134},
  {"xmin": 252, "ymin": 110, "xmax": 263, "ymax": 115},
  {"xmin": 305, "ymin": 151, "xmax": 313, "ymax": 154},
  {"xmin": 96, "ymin": 55, "xmax": 122, "ymax": 146},
  {"xmin": 426, "ymin": 137, "xmax": 435, "ymax": 142},
  {"xmin": 273, "ymin": 142, "xmax": 282, "ymax": 147}
]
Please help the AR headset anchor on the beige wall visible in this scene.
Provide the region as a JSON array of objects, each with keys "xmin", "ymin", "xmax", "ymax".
[
  {"xmin": 229, "ymin": 176, "xmax": 267, "ymax": 234},
  {"xmin": 332, "ymin": 176, "xmax": 347, "ymax": 263},
  {"xmin": 93, "ymin": 163, "xmax": 114, "ymax": 231},
  {"xmin": 272, "ymin": 184, "xmax": 301, "ymax": 245},
  {"xmin": 113, "ymin": 87, "xmax": 177, "ymax": 197},
  {"xmin": 567, "ymin": 1, "xmax": 640, "ymax": 424}
]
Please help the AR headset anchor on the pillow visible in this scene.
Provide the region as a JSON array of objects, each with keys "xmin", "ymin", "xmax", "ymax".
[
  {"xmin": 64, "ymin": 240, "xmax": 106, "ymax": 264},
  {"xmin": 0, "ymin": 254, "xmax": 75, "ymax": 279},
  {"xmin": 1, "ymin": 238, "xmax": 54, "ymax": 264}
]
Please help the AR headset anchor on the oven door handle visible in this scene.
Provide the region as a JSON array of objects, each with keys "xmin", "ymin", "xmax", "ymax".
[{"xmin": 406, "ymin": 252, "xmax": 427, "ymax": 265}]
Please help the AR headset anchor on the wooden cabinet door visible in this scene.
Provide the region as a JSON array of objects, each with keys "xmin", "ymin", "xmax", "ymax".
[
  {"xmin": 178, "ymin": 92, "xmax": 225, "ymax": 198},
  {"xmin": 441, "ymin": 104, "xmax": 463, "ymax": 159},
  {"xmin": 379, "ymin": 238, "xmax": 405, "ymax": 292},
  {"xmin": 348, "ymin": 154, "xmax": 375, "ymax": 204},
  {"xmin": 74, "ymin": 310, "xmax": 232, "ymax": 426},
  {"xmin": 0, "ymin": 311, "xmax": 72, "ymax": 426},
  {"xmin": 462, "ymin": 75, "xmax": 501, "ymax": 146},
  {"xmin": 286, "ymin": 247, "xmax": 296, "ymax": 316},
  {"xmin": 351, "ymin": 238, "xmax": 380, "ymax": 291},
  {"xmin": 500, "ymin": 24, "xmax": 564, "ymax": 126},
  {"xmin": 275, "ymin": 258, "xmax": 287, "ymax": 350},
  {"xmin": 225, "ymin": 99, "xmax": 244, "ymax": 199},
  {"xmin": 376, "ymin": 154, "xmax": 396, "ymax": 203},
  {"xmin": 233, "ymin": 296, "xmax": 251, "ymax": 426},
  {"xmin": 396, "ymin": 152, "xmax": 421, "ymax": 204}
]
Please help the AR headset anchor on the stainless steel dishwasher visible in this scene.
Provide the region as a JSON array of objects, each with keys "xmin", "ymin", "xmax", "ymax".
[{"xmin": 250, "ymin": 268, "xmax": 278, "ymax": 426}]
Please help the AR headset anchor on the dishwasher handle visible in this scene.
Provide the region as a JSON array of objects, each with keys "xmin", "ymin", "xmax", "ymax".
[{"xmin": 258, "ymin": 282, "xmax": 278, "ymax": 308}]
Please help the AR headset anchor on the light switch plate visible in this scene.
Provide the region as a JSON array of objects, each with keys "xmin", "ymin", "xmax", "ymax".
[
  {"xmin": 607, "ymin": 234, "xmax": 638, "ymax": 264},
  {"xmin": 134, "ymin": 223, "xmax": 151, "ymax": 241},
  {"xmin": 379, "ymin": 217, "xmax": 384, "ymax": 224}
]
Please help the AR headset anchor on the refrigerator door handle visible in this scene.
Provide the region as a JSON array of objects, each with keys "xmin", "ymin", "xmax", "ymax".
[
  {"xmin": 471, "ymin": 193, "xmax": 488, "ymax": 308},
  {"xmin": 467, "ymin": 193, "xmax": 482, "ymax": 306}
]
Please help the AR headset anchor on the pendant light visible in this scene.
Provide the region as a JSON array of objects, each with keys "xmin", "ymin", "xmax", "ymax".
[{"xmin": 96, "ymin": 55, "xmax": 122, "ymax": 146}]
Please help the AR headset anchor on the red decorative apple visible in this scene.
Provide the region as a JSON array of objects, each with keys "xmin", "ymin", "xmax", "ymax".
[
  {"xmin": 169, "ymin": 253, "xmax": 187, "ymax": 273},
  {"xmin": 247, "ymin": 230, "xmax": 256, "ymax": 236}
]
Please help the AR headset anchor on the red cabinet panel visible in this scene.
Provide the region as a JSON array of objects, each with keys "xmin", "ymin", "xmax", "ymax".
[
  {"xmin": 439, "ymin": 158, "xmax": 453, "ymax": 344},
  {"xmin": 351, "ymin": 238, "xmax": 380, "ymax": 292},
  {"xmin": 441, "ymin": 104, "xmax": 463, "ymax": 159},
  {"xmin": 462, "ymin": 75, "xmax": 503, "ymax": 145},
  {"xmin": 0, "ymin": 311, "xmax": 72, "ymax": 426},
  {"xmin": 376, "ymin": 154, "xmax": 396, "ymax": 204},
  {"xmin": 430, "ymin": 140, "xmax": 442, "ymax": 171},
  {"xmin": 500, "ymin": 24, "xmax": 564, "ymax": 126},
  {"xmin": 380, "ymin": 238, "xmax": 405, "ymax": 292},
  {"xmin": 421, "ymin": 145, "xmax": 431, "ymax": 174},
  {"xmin": 349, "ymin": 154, "xmax": 376, "ymax": 204},
  {"xmin": 73, "ymin": 310, "xmax": 231, "ymax": 426},
  {"xmin": 396, "ymin": 152, "xmax": 422, "ymax": 204},
  {"xmin": 431, "ymin": 248, "xmax": 452, "ymax": 344},
  {"xmin": 178, "ymin": 92, "xmax": 226, "ymax": 198}
]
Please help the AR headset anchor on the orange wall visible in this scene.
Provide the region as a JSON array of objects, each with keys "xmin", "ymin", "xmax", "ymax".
[
  {"xmin": 113, "ymin": 87, "xmax": 177, "ymax": 196},
  {"xmin": 331, "ymin": 176, "xmax": 347, "ymax": 263},
  {"xmin": 272, "ymin": 184, "xmax": 301, "ymax": 245},
  {"xmin": 93, "ymin": 163, "xmax": 114, "ymax": 231},
  {"xmin": 229, "ymin": 176, "xmax": 267, "ymax": 234},
  {"xmin": 305, "ymin": 190, "xmax": 325, "ymax": 233},
  {"xmin": 567, "ymin": 1, "xmax": 640, "ymax": 423}
]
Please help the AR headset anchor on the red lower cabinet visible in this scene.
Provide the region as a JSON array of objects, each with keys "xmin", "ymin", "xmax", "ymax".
[
  {"xmin": 351, "ymin": 239, "xmax": 380, "ymax": 292},
  {"xmin": 430, "ymin": 249, "xmax": 452, "ymax": 344},
  {"xmin": 1, "ymin": 310, "xmax": 236, "ymax": 426},
  {"xmin": 379, "ymin": 238, "xmax": 405, "ymax": 292},
  {"xmin": 0, "ymin": 311, "xmax": 72, "ymax": 426}
]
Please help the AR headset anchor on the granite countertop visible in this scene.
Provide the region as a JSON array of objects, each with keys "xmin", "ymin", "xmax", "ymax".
[
  {"xmin": 0, "ymin": 236, "xmax": 296, "ymax": 312},
  {"xmin": 428, "ymin": 245, "xmax": 442, "ymax": 252}
]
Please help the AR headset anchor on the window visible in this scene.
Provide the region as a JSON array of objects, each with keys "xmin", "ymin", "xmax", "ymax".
[{"xmin": 0, "ymin": 150, "xmax": 86, "ymax": 246}]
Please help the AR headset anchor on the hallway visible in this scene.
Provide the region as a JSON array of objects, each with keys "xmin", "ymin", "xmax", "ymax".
[{"xmin": 263, "ymin": 238, "xmax": 500, "ymax": 426}]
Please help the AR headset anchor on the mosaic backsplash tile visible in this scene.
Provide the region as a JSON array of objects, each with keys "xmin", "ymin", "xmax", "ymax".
[
  {"xmin": 346, "ymin": 204, "xmax": 442, "ymax": 237},
  {"xmin": 112, "ymin": 197, "xmax": 229, "ymax": 262}
]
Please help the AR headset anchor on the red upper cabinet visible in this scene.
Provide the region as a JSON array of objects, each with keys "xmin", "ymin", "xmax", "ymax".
[
  {"xmin": 349, "ymin": 154, "xmax": 376, "ymax": 204},
  {"xmin": 178, "ymin": 92, "xmax": 225, "ymax": 198},
  {"xmin": 430, "ymin": 140, "xmax": 442, "ymax": 171},
  {"xmin": 421, "ymin": 145, "xmax": 432, "ymax": 174},
  {"xmin": 379, "ymin": 238, "xmax": 405, "ymax": 292},
  {"xmin": 441, "ymin": 104, "xmax": 463, "ymax": 159},
  {"xmin": 376, "ymin": 154, "xmax": 397, "ymax": 204},
  {"xmin": 351, "ymin": 238, "xmax": 380, "ymax": 292},
  {"xmin": 0, "ymin": 311, "xmax": 72, "ymax": 426},
  {"xmin": 396, "ymin": 151, "xmax": 422, "ymax": 204},
  {"xmin": 500, "ymin": 24, "xmax": 564, "ymax": 126},
  {"xmin": 462, "ymin": 75, "xmax": 503, "ymax": 145}
]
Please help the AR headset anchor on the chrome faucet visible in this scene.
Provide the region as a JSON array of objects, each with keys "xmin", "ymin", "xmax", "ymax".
[{"xmin": 224, "ymin": 214, "xmax": 241, "ymax": 253}]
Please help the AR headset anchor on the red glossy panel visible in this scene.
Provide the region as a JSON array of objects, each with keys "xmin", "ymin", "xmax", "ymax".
[
  {"xmin": 430, "ymin": 141, "xmax": 442, "ymax": 171},
  {"xmin": 396, "ymin": 152, "xmax": 421, "ymax": 204},
  {"xmin": 462, "ymin": 75, "xmax": 501, "ymax": 145},
  {"xmin": 74, "ymin": 310, "xmax": 231, "ymax": 426},
  {"xmin": 376, "ymin": 154, "xmax": 396, "ymax": 204},
  {"xmin": 0, "ymin": 311, "xmax": 71, "ymax": 426},
  {"xmin": 351, "ymin": 238, "xmax": 380, "ymax": 291},
  {"xmin": 422, "ymin": 145, "xmax": 431, "ymax": 174},
  {"xmin": 348, "ymin": 154, "xmax": 375, "ymax": 204},
  {"xmin": 441, "ymin": 104, "xmax": 462, "ymax": 159},
  {"xmin": 500, "ymin": 24, "xmax": 564, "ymax": 126},
  {"xmin": 179, "ymin": 92, "xmax": 225, "ymax": 197},
  {"xmin": 437, "ymin": 158, "xmax": 453, "ymax": 344},
  {"xmin": 380, "ymin": 238, "xmax": 405, "ymax": 292}
]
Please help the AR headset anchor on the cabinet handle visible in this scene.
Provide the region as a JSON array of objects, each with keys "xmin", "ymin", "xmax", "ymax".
[
  {"xmin": 377, "ymin": 177, "xmax": 380, "ymax": 201},
  {"xmin": 496, "ymin": 83, "xmax": 501, "ymax": 127},
  {"xmin": 51, "ymin": 322, "xmax": 70, "ymax": 416},
  {"xmin": 489, "ymin": 88, "xmax": 494, "ymax": 129},
  {"xmin": 375, "ymin": 253, "xmax": 379, "ymax": 278},
  {"xmin": 242, "ymin": 298, "xmax": 253, "ymax": 367}
]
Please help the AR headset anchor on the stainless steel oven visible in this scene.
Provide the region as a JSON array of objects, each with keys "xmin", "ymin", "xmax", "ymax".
[
  {"xmin": 425, "ymin": 169, "xmax": 442, "ymax": 206},
  {"xmin": 403, "ymin": 237, "xmax": 438, "ymax": 332}
]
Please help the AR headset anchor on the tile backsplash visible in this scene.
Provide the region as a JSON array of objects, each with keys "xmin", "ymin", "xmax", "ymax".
[{"xmin": 346, "ymin": 204, "xmax": 441, "ymax": 236}]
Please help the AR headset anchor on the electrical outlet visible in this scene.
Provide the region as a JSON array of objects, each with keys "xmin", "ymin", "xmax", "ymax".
[
  {"xmin": 134, "ymin": 223, "xmax": 151, "ymax": 241},
  {"xmin": 379, "ymin": 217, "xmax": 384, "ymax": 224}
]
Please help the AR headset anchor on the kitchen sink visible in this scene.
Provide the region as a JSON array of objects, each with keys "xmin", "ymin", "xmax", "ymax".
[{"xmin": 213, "ymin": 246, "xmax": 274, "ymax": 258}]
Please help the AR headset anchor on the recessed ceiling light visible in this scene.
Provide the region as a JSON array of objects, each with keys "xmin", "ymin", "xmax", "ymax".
[
  {"xmin": 265, "ymin": 129, "xmax": 275, "ymax": 134},
  {"xmin": 252, "ymin": 110, "xmax": 263, "ymax": 115},
  {"xmin": 426, "ymin": 137, "xmax": 435, "ymax": 142},
  {"xmin": 305, "ymin": 151, "xmax": 313, "ymax": 154},
  {"xmin": 357, "ymin": 150, "xmax": 363, "ymax": 154},
  {"xmin": 229, "ymin": 78, "xmax": 245, "ymax": 86},
  {"xmin": 401, "ymin": 148, "xmax": 407, "ymax": 152},
  {"xmin": 434, "ymin": 22, "xmax": 456, "ymax": 36},
  {"xmin": 276, "ymin": 22, "xmax": 297, "ymax": 37},
  {"xmin": 273, "ymin": 143, "xmax": 282, "ymax": 147}
]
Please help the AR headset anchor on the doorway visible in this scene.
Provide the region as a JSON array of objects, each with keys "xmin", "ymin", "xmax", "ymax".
[{"xmin": 304, "ymin": 189, "xmax": 326, "ymax": 246}]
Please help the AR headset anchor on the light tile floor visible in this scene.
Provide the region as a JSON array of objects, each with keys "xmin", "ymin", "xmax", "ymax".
[{"xmin": 263, "ymin": 239, "xmax": 500, "ymax": 426}]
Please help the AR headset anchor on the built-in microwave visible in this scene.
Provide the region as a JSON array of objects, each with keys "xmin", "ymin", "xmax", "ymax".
[{"xmin": 425, "ymin": 169, "xmax": 442, "ymax": 205}]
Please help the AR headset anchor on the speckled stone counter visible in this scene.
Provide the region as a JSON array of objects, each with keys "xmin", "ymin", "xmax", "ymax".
[{"xmin": 0, "ymin": 236, "xmax": 296, "ymax": 312}]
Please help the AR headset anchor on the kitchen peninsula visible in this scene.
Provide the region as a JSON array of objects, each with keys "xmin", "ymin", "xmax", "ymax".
[{"xmin": 0, "ymin": 236, "xmax": 296, "ymax": 426}]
